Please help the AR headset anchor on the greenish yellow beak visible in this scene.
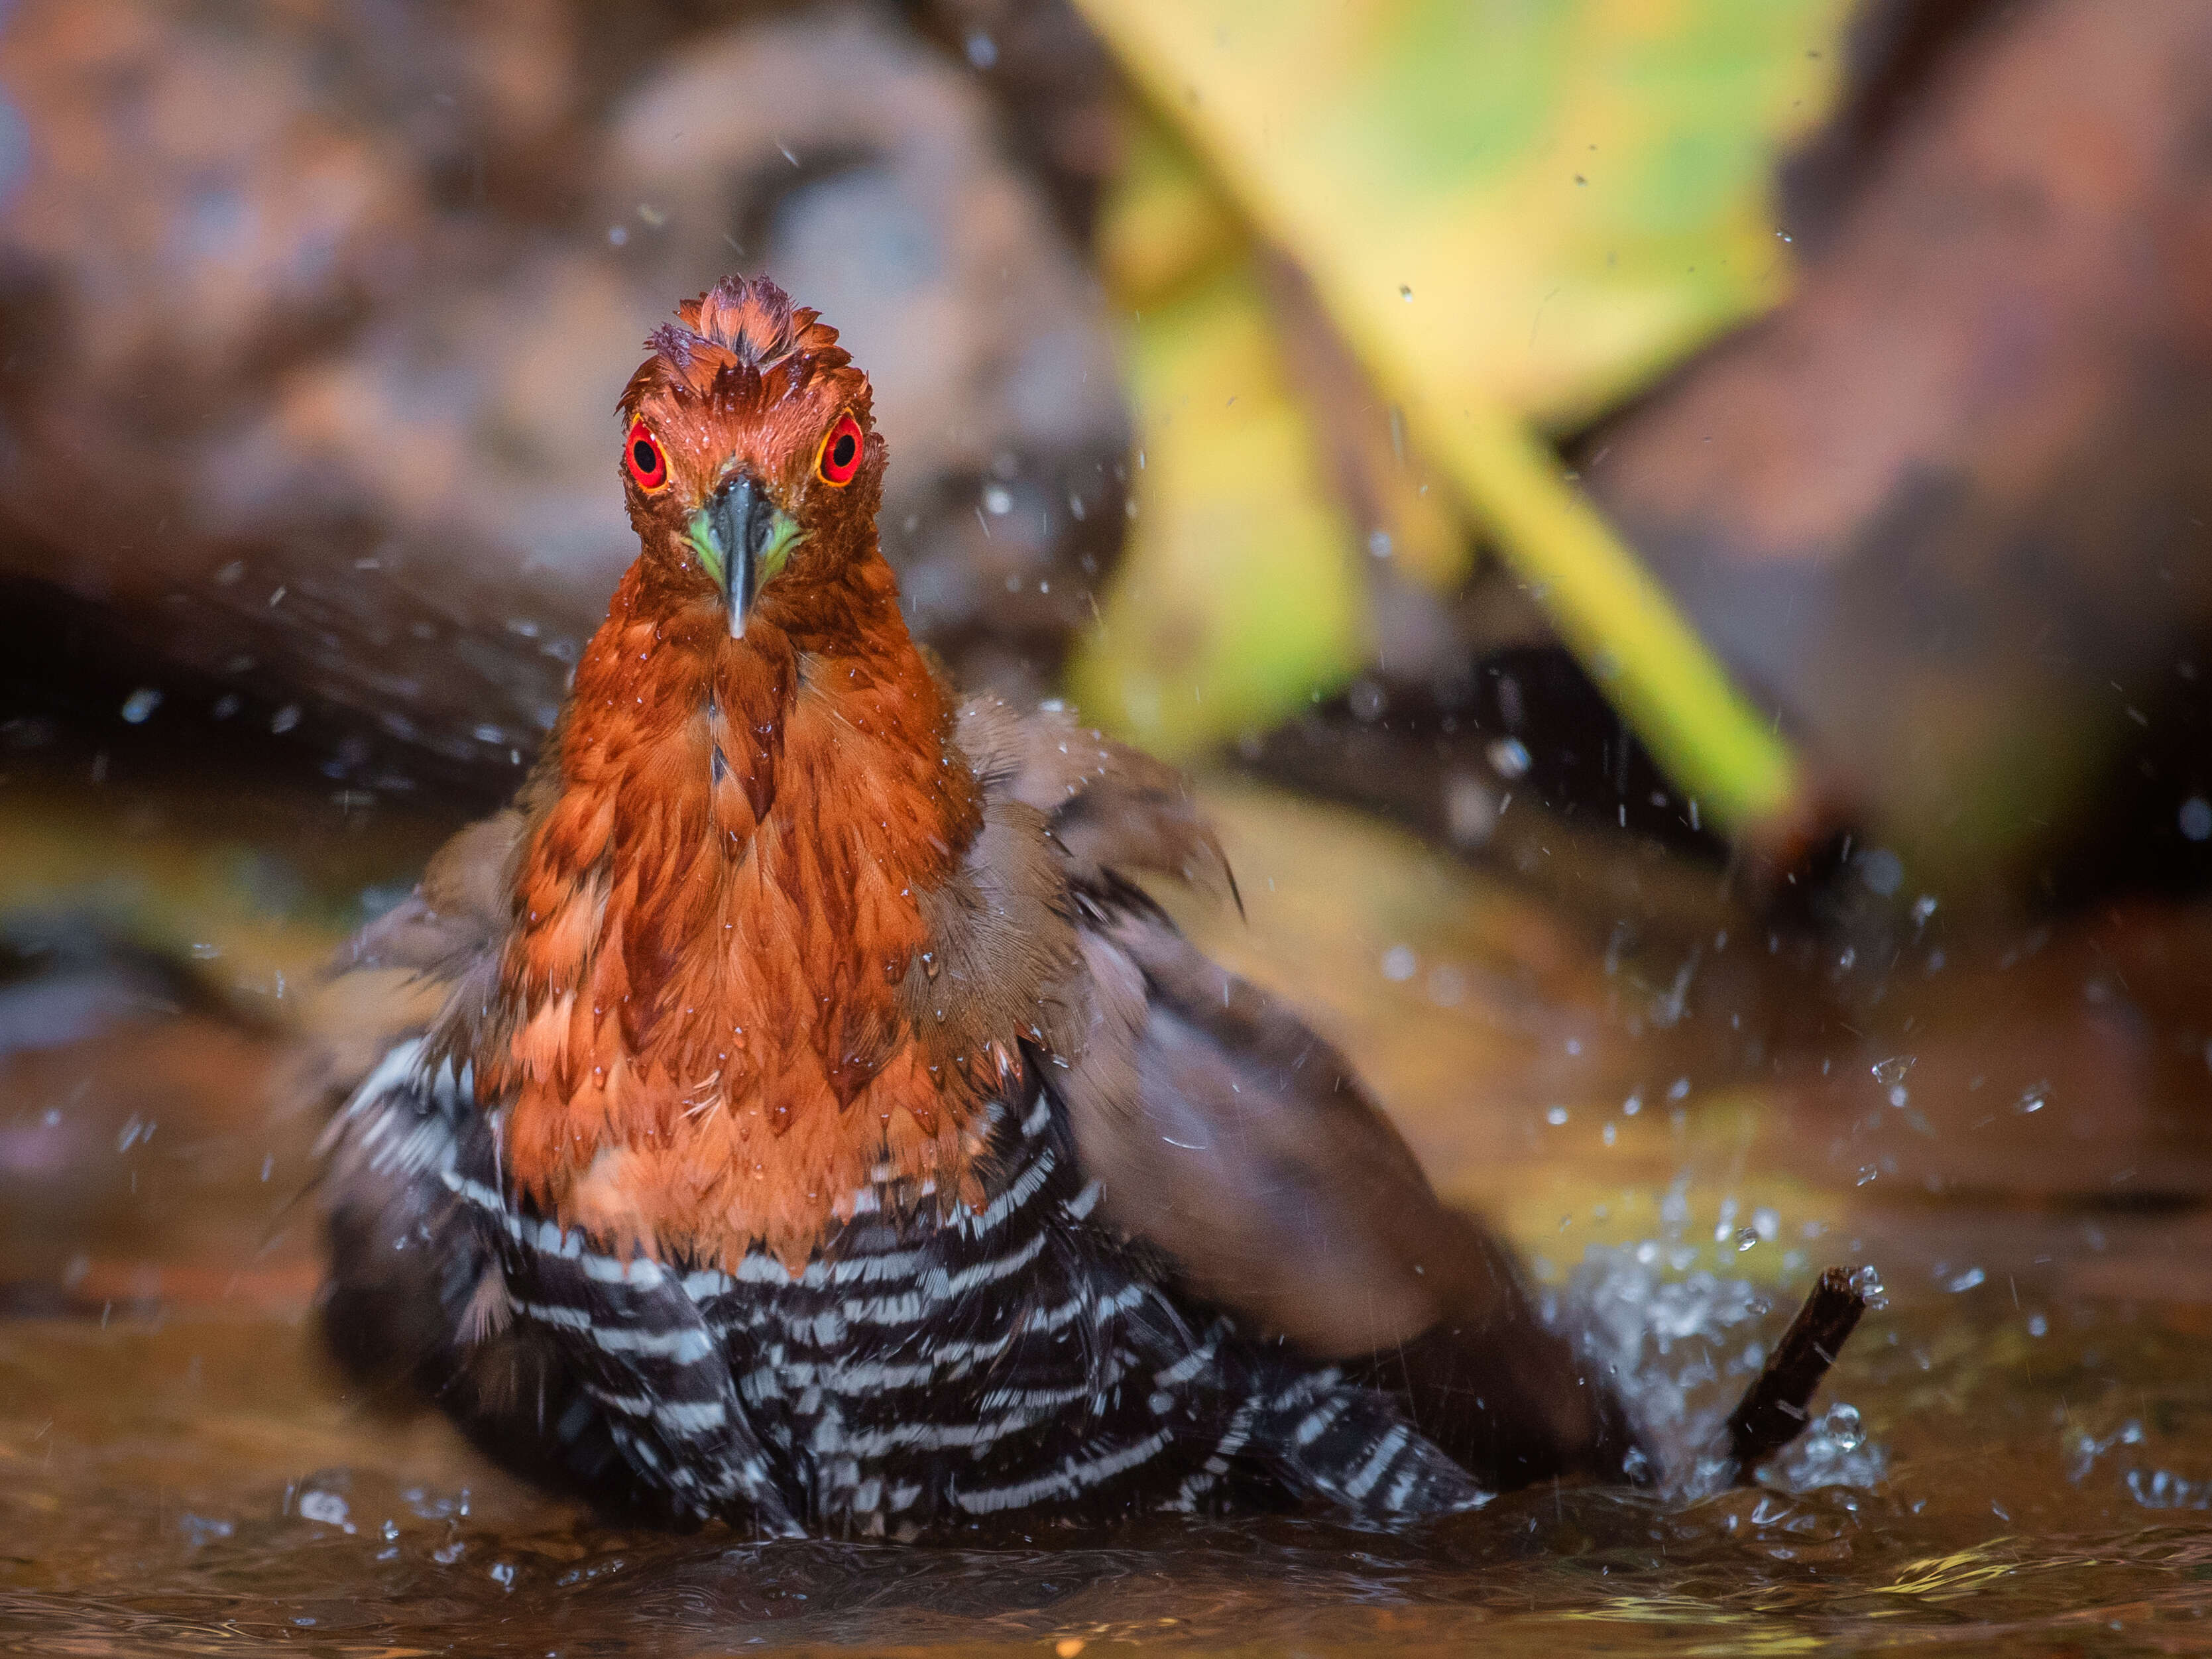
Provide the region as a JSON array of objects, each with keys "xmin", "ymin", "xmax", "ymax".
[{"xmin": 688, "ymin": 475, "xmax": 804, "ymax": 638}]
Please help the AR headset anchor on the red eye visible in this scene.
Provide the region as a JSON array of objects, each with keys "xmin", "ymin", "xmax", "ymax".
[
  {"xmin": 625, "ymin": 421, "xmax": 668, "ymax": 491},
  {"xmin": 818, "ymin": 412, "xmax": 864, "ymax": 486}
]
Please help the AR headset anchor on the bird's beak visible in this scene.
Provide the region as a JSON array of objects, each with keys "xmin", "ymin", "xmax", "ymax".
[{"xmin": 688, "ymin": 475, "xmax": 802, "ymax": 639}]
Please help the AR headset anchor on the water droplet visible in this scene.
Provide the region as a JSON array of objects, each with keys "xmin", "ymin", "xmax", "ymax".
[
  {"xmin": 1381, "ymin": 944, "xmax": 1416, "ymax": 982},
  {"xmin": 1486, "ymin": 736, "xmax": 1531, "ymax": 779},
  {"xmin": 119, "ymin": 687, "xmax": 161, "ymax": 724},
  {"xmin": 1847, "ymin": 1264, "xmax": 1887, "ymax": 1308},
  {"xmin": 178, "ymin": 1513, "xmax": 233, "ymax": 1548},
  {"xmin": 1857, "ymin": 848, "xmax": 1904, "ymax": 895}
]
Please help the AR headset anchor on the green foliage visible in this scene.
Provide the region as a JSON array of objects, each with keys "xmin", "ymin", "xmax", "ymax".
[
  {"xmin": 1069, "ymin": 254, "xmax": 1368, "ymax": 756},
  {"xmin": 1070, "ymin": 0, "xmax": 1851, "ymax": 825}
]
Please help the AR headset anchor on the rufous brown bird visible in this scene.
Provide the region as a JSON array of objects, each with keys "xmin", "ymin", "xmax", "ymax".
[{"xmin": 318, "ymin": 274, "xmax": 1641, "ymax": 1538}]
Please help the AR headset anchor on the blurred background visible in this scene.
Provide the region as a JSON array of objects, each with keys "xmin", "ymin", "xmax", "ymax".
[{"xmin": 9, "ymin": 1, "xmax": 2212, "ymax": 1649}]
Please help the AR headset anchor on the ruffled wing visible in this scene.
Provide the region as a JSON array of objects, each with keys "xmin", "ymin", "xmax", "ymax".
[{"xmin": 960, "ymin": 695, "xmax": 1641, "ymax": 1487}]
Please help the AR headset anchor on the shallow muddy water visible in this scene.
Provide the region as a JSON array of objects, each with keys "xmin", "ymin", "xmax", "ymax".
[{"xmin": 3, "ymin": 767, "xmax": 2210, "ymax": 1655}]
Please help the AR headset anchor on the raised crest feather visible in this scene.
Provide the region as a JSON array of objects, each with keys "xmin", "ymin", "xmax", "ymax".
[{"xmin": 625, "ymin": 274, "xmax": 853, "ymax": 414}]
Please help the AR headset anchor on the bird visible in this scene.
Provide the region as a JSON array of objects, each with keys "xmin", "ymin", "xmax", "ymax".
[{"xmin": 316, "ymin": 274, "xmax": 1642, "ymax": 1540}]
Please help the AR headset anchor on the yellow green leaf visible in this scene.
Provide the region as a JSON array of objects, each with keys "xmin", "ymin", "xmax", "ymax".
[
  {"xmin": 1067, "ymin": 253, "xmax": 1366, "ymax": 758},
  {"xmin": 1073, "ymin": 1, "xmax": 1847, "ymax": 827},
  {"xmin": 1078, "ymin": 0, "xmax": 1851, "ymax": 425}
]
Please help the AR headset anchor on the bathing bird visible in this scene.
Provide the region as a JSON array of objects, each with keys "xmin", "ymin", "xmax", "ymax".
[{"xmin": 318, "ymin": 274, "xmax": 1639, "ymax": 1537}]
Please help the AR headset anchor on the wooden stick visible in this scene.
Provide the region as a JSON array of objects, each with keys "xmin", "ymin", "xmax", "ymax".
[{"xmin": 1719, "ymin": 1266, "xmax": 1869, "ymax": 1483}]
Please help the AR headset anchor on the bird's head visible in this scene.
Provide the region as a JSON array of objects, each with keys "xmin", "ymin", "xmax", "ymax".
[{"xmin": 614, "ymin": 274, "xmax": 881, "ymax": 638}]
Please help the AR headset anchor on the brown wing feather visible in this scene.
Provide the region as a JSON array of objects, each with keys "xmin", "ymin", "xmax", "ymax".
[
  {"xmin": 347, "ymin": 809, "xmax": 523, "ymax": 976},
  {"xmin": 321, "ymin": 734, "xmax": 569, "ymax": 1096},
  {"xmin": 966, "ymin": 695, "xmax": 1640, "ymax": 1485},
  {"xmin": 972, "ymin": 696, "xmax": 1236, "ymax": 902}
]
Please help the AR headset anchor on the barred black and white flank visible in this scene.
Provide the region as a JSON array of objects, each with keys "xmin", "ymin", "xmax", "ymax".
[{"xmin": 318, "ymin": 697, "xmax": 1642, "ymax": 1538}]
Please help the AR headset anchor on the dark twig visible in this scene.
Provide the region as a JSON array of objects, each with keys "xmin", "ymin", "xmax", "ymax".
[{"xmin": 1718, "ymin": 1266, "xmax": 1870, "ymax": 1484}]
